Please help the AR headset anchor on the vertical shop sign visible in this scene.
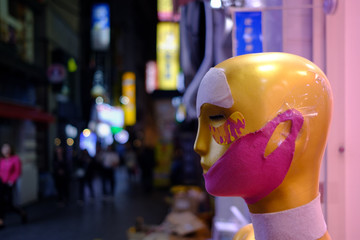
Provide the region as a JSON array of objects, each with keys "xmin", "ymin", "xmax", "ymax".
[
  {"xmin": 233, "ymin": 11, "xmax": 263, "ymax": 56},
  {"xmin": 122, "ymin": 72, "xmax": 136, "ymax": 126},
  {"xmin": 145, "ymin": 61, "xmax": 158, "ymax": 93},
  {"xmin": 157, "ymin": 0, "xmax": 173, "ymax": 21},
  {"xmin": 157, "ymin": 22, "xmax": 180, "ymax": 91},
  {"xmin": 91, "ymin": 3, "xmax": 110, "ymax": 51},
  {"xmin": 91, "ymin": 68, "xmax": 106, "ymax": 97}
]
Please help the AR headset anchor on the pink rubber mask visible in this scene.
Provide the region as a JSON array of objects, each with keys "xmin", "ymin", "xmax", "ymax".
[
  {"xmin": 204, "ymin": 109, "xmax": 304, "ymax": 204},
  {"xmin": 209, "ymin": 112, "xmax": 246, "ymax": 145}
]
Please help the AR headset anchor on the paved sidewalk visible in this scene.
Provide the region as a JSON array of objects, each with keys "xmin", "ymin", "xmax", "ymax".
[{"xmin": 0, "ymin": 167, "xmax": 170, "ymax": 240}]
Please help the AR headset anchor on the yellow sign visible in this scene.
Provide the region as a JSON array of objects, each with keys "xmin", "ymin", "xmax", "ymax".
[
  {"xmin": 67, "ymin": 58, "xmax": 78, "ymax": 72},
  {"xmin": 122, "ymin": 72, "xmax": 136, "ymax": 126},
  {"xmin": 157, "ymin": 22, "xmax": 180, "ymax": 91},
  {"xmin": 157, "ymin": 0, "xmax": 173, "ymax": 21}
]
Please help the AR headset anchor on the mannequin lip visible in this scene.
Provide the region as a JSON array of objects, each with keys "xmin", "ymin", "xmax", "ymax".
[
  {"xmin": 201, "ymin": 163, "xmax": 211, "ymax": 173},
  {"xmin": 202, "ymin": 137, "xmax": 242, "ymax": 177},
  {"xmin": 201, "ymin": 134, "xmax": 245, "ymax": 176}
]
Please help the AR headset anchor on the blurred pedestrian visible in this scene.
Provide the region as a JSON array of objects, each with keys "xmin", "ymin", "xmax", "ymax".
[
  {"xmin": 94, "ymin": 143, "xmax": 104, "ymax": 177},
  {"xmin": 170, "ymin": 147, "xmax": 184, "ymax": 186},
  {"xmin": 124, "ymin": 143, "xmax": 137, "ymax": 181},
  {"xmin": 138, "ymin": 146, "xmax": 156, "ymax": 194},
  {"xmin": 0, "ymin": 143, "xmax": 27, "ymax": 228},
  {"xmin": 53, "ymin": 145, "xmax": 70, "ymax": 206},
  {"xmin": 101, "ymin": 145, "xmax": 119, "ymax": 199},
  {"xmin": 76, "ymin": 149, "xmax": 96, "ymax": 204}
]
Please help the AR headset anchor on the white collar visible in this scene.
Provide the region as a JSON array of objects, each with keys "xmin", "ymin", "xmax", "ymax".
[{"xmin": 250, "ymin": 194, "xmax": 327, "ymax": 240}]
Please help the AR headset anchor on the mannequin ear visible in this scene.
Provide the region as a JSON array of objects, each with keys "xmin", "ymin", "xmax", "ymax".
[{"xmin": 264, "ymin": 120, "xmax": 291, "ymax": 157}]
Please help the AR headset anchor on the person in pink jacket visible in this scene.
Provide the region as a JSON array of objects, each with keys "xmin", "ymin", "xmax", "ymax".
[{"xmin": 0, "ymin": 143, "xmax": 27, "ymax": 229}]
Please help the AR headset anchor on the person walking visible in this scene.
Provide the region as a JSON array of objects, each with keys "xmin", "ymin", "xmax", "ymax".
[
  {"xmin": 138, "ymin": 146, "xmax": 156, "ymax": 194},
  {"xmin": 0, "ymin": 143, "xmax": 27, "ymax": 229},
  {"xmin": 53, "ymin": 146, "xmax": 70, "ymax": 206},
  {"xmin": 124, "ymin": 143, "xmax": 138, "ymax": 181},
  {"xmin": 76, "ymin": 149, "xmax": 96, "ymax": 204},
  {"xmin": 101, "ymin": 145, "xmax": 119, "ymax": 199}
]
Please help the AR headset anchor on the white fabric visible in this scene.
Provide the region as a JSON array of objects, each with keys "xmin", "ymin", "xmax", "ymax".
[
  {"xmin": 250, "ymin": 194, "xmax": 327, "ymax": 240},
  {"xmin": 196, "ymin": 67, "xmax": 234, "ymax": 117}
]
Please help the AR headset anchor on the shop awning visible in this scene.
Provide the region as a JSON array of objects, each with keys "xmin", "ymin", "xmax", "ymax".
[{"xmin": 0, "ymin": 101, "xmax": 55, "ymax": 123}]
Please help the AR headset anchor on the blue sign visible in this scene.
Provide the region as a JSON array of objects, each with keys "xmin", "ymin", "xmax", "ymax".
[
  {"xmin": 234, "ymin": 11, "xmax": 263, "ymax": 56},
  {"xmin": 92, "ymin": 3, "xmax": 110, "ymax": 29},
  {"xmin": 91, "ymin": 3, "xmax": 110, "ymax": 50},
  {"xmin": 79, "ymin": 132, "xmax": 97, "ymax": 157}
]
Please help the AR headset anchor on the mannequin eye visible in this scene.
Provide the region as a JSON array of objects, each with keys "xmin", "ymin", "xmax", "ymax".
[{"xmin": 209, "ymin": 114, "xmax": 225, "ymax": 121}]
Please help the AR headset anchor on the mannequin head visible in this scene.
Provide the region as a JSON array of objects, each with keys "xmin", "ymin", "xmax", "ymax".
[{"xmin": 194, "ymin": 52, "xmax": 333, "ymax": 212}]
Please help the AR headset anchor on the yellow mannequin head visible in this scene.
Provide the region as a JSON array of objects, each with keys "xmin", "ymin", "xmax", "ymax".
[{"xmin": 194, "ymin": 52, "xmax": 333, "ymax": 212}]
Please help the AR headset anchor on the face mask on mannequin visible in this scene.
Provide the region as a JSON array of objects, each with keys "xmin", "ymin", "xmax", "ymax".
[{"xmin": 204, "ymin": 109, "xmax": 304, "ymax": 204}]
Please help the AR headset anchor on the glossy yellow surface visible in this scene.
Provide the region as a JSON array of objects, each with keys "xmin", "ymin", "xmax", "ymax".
[
  {"xmin": 194, "ymin": 53, "xmax": 333, "ymax": 239},
  {"xmin": 194, "ymin": 52, "xmax": 333, "ymax": 211},
  {"xmin": 233, "ymin": 224, "xmax": 255, "ymax": 240}
]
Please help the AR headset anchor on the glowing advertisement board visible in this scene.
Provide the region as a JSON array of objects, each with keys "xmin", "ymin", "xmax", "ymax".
[
  {"xmin": 122, "ymin": 72, "xmax": 136, "ymax": 126},
  {"xmin": 91, "ymin": 3, "xmax": 110, "ymax": 51},
  {"xmin": 96, "ymin": 103, "xmax": 124, "ymax": 133},
  {"xmin": 157, "ymin": 0, "xmax": 180, "ymax": 21},
  {"xmin": 145, "ymin": 61, "xmax": 158, "ymax": 94},
  {"xmin": 157, "ymin": 0, "xmax": 172, "ymax": 21},
  {"xmin": 233, "ymin": 11, "xmax": 263, "ymax": 56},
  {"xmin": 156, "ymin": 22, "xmax": 180, "ymax": 91},
  {"xmin": 79, "ymin": 131, "xmax": 97, "ymax": 157}
]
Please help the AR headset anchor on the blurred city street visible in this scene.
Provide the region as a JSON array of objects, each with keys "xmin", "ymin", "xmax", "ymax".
[
  {"xmin": 1, "ymin": 0, "xmax": 359, "ymax": 239},
  {"xmin": 0, "ymin": 167, "xmax": 169, "ymax": 240}
]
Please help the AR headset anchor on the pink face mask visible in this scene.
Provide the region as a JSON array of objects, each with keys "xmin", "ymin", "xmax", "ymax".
[
  {"xmin": 203, "ymin": 109, "xmax": 304, "ymax": 204},
  {"xmin": 209, "ymin": 112, "xmax": 246, "ymax": 145}
]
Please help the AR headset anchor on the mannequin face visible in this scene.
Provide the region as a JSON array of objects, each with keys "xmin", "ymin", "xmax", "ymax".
[
  {"xmin": 194, "ymin": 53, "xmax": 333, "ymax": 203},
  {"xmin": 194, "ymin": 67, "xmax": 249, "ymax": 172},
  {"xmin": 194, "ymin": 62, "xmax": 268, "ymax": 173},
  {"xmin": 194, "ymin": 104, "xmax": 235, "ymax": 173}
]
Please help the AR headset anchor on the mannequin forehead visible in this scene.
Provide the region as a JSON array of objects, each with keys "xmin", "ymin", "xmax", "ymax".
[{"xmin": 196, "ymin": 68, "xmax": 234, "ymax": 117}]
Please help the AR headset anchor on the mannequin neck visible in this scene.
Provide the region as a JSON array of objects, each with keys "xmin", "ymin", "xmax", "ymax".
[
  {"xmin": 249, "ymin": 195, "xmax": 327, "ymax": 240},
  {"xmin": 248, "ymin": 163, "xmax": 320, "ymax": 213},
  {"xmin": 248, "ymin": 182, "xmax": 318, "ymax": 213}
]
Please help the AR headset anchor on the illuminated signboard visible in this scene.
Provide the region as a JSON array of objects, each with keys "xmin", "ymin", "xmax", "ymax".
[
  {"xmin": 156, "ymin": 22, "xmax": 180, "ymax": 91},
  {"xmin": 79, "ymin": 130, "xmax": 97, "ymax": 157},
  {"xmin": 233, "ymin": 11, "xmax": 263, "ymax": 56},
  {"xmin": 96, "ymin": 103, "xmax": 124, "ymax": 133},
  {"xmin": 47, "ymin": 64, "xmax": 66, "ymax": 83},
  {"xmin": 91, "ymin": 3, "xmax": 110, "ymax": 51},
  {"xmin": 122, "ymin": 72, "xmax": 136, "ymax": 126},
  {"xmin": 114, "ymin": 130, "xmax": 129, "ymax": 144},
  {"xmin": 146, "ymin": 61, "xmax": 158, "ymax": 93},
  {"xmin": 157, "ymin": 0, "xmax": 179, "ymax": 21}
]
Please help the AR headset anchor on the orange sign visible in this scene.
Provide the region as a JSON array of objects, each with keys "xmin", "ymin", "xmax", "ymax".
[{"xmin": 122, "ymin": 72, "xmax": 136, "ymax": 126}]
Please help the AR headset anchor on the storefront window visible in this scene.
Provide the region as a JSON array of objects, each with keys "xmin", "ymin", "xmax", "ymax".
[
  {"xmin": 0, "ymin": 0, "xmax": 34, "ymax": 63},
  {"xmin": 0, "ymin": 81, "xmax": 36, "ymax": 106}
]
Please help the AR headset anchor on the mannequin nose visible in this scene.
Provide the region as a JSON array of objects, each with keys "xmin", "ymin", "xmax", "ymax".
[
  {"xmin": 194, "ymin": 138, "xmax": 207, "ymax": 156},
  {"xmin": 193, "ymin": 125, "xmax": 210, "ymax": 156}
]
